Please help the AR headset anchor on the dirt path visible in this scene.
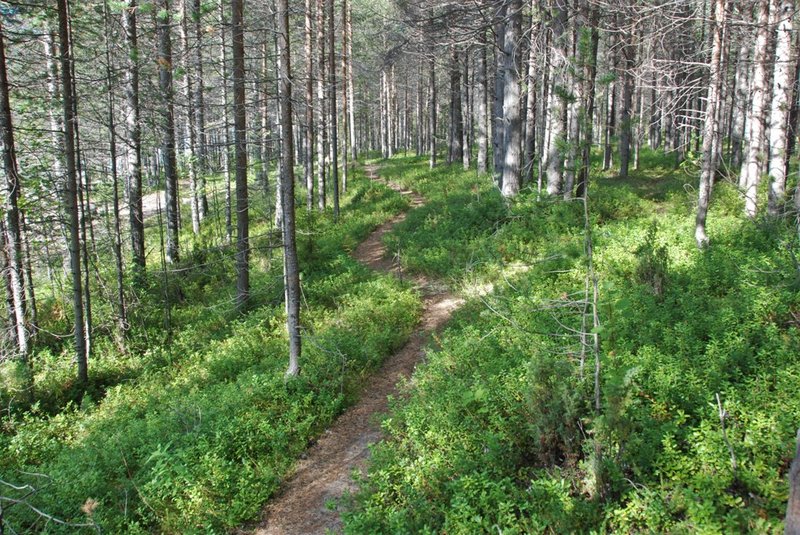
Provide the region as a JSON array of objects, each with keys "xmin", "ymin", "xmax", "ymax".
[{"xmin": 243, "ymin": 165, "xmax": 464, "ymax": 535}]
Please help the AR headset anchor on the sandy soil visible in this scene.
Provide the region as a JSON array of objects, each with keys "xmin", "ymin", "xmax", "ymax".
[{"xmin": 240, "ymin": 165, "xmax": 464, "ymax": 535}]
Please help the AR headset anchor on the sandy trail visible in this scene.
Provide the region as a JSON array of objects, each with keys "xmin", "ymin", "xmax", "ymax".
[{"xmin": 242, "ymin": 165, "xmax": 463, "ymax": 535}]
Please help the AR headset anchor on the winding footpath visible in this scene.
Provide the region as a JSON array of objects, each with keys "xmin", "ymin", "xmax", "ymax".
[{"xmin": 241, "ymin": 165, "xmax": 464, "ymax": 534}]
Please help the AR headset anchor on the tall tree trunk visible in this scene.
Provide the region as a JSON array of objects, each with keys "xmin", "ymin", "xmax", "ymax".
[
  {"xmin": 429, "ymin": 58, "xmax": 437, "ymax": 168},
  {"xmin": 103, "ymin": 0, "xmax": 127, "ymax": 337},
  {"xmin": 122, "ymin": 0, "xmax": 145, "ymax": 274},
  {"xmin": 0, "ymin": 17, "xmax": 28, "ymax": 363},
  {"xmin": 501, "ymin": 0, "xmax": 522, "ymax": 197},
  {"xmin": 328, "ymin": 0, "xmax": 339, "ymax": 221},
  {"xmin": 576, "ymin": 4, "xmax": 600, "ymax": 199},
  {"xmin": 545, "ymin": 0, "xmax": 568, "ymax": 195},
  {"xmin": 192, "ymin": 0, "xmax": 208, "ymax": 218},
  {"xmin": 449, "ymin": 48, "xmax": 464, "ymax": 166},
  {"xmin": 345, "ymin": 0, "xmax": 357, "ymax": 160},
  {"xmin": 477, "ymin": 31, "xmax": 489, "ymax": 174},
  {"xmin": 492, "ymin": 4, "xmax": 507, "ymax": 182},
  {"xmin": 277, "ymin": 0, "xmax": 302, "ymax": 376},
  {"xmin": 232, "ymin": 0, "xmax": 249, "ymax": 309},
  {"xmin": 180, "ymin": 0, "xmax": 201, "ymax": 235},
  {"xmin": 316, "ymin": 0, "xmax": 327, "ymax": 210},
  {"xmin": 158, "ymin": 0, "xmax": 180, "ymax": 263},
  {"xmin": 57, "ymin": 0, "xmax": 87, "ymax": 386},
  {"xmin": 305, "ymin": 0, "xmax": 315, "ymax": 210},
  {"xmin": 341, "ymin": 0, "xmax": 350, "ymax": 192},
  {"xmin": 461, "ymin": 52, "xmax": 471, "ymax": 170},
  {"xmin": 524, "ymin": 13, "xmax": 538, "ymax": 184},
  {"xmin": 618, "ymin": 15, "xmax": 636, "ymax": 179},
  {"xmin": 219, "ymin": 1, "xmax": 233, "ymax": 244},
  {"xmin": 730, "ymin": 41, "xmax": 749, "ymax": 169},
  {"xmin": 767, "ymin": 0, "xmax": 795, "ymax": 216},
  {"xmin": 695, "ymin": 0, "xmax": 727, "ymax": 248},
  {"xmin": 740, "ymin": 0, "xmax": 771, "ymax": 219}
]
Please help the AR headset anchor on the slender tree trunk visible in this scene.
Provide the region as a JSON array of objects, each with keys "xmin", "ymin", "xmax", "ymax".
[
  {"xmin": 346, "ymin": 0, "xmax": 357, "ymax": 160},
  {"xmin": 122, "ymin": 0, "xmax": 145, "ymax": 274},
  {"xmin": 462, "ymin": 52, "xmax": 471, "ymax": 170},
  {"xmin": 730, "ymin": 41, "xmax": 749, "ymax": 169},
  {"xmin": 524, "ymin": 13, "xmax": 538, "ymax": 184},
  {"xmin": 277, "ymin": 0, "xmax": 302, "ymax": 376},
  {"xmin": 695, "ymin": 0, "xmax": 727, "ymax": 248},
  {"xmin": 429, "ymin": 58, "xmax": 437, "ymax": 168},
  {"xmin": 103, "ymin": 0, "xmax": 127, "ymax": 336},
  {"xmin": 341, "ymin": 0, "xmax": 350, "ymax": 192},
  {"xmin": 576, "ymin": 5, "xmax": 600, "ymax": 199},
  {"xmin": 328, "ymin": 0, "xmax": 339, "ymax": 221},
  {"xmin": 492, "ymin": 4, "xmax": 507, "ymax": 182},
  {"xmin": 305, "ymin": 0, "xmax": 315, "ymax": 210},
  {"xmin": 180, "ymin": 0, "xmax": 201, "ymax": 235},
  {"xmin": 158, "ymin": 0, "xmax": 180, "ymax": 263},
  {"xmin": 192, "ymin": 0, "xmax": 208, "ymax": 218},
  {"xmin": 316, "ymin": 0, "xmax": 327, "ymax": 210},
  {"xmin": 545, "ymin": 0, "xmax": 568, "ymax": 195},
  {"xmin": 219, "ymin": 1, "xmax": 233, "ymax": 245},
  {"xmin": 740, "ymin": 0, "xmax": 771, "ymax": 218},
  {"xmin": 57, "ymin": 0, "xmax": 87, "ymax": 386},
  {"xmin": 767, "ymin": 0, "xmax": 795, "ymax": 216},
  {"xmin": 618, "ymin": 14, "xmax": 636, "ymax": 179},
  {"xmin": 477, "ymin": 31, "xmax": 489, "ymax": 174},
  {"xmin": 0, "ymin": 18, "xmax": 28, "ymax": 363},
  {"xmin": 232, "ymin": 0, "xmax": 249, "ymax": 309},
  {"xmin": 449, "ymin": 47, "xmax": 464, "ymax": 166},
  {"xmin": 501, "ymin": 0, "xmax": 522, "ymax": 197}
]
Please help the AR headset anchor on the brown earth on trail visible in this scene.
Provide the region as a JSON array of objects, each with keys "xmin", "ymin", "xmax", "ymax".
[{"xmin": 240, "ymin": 165, "xmax": 464, "ymax": 535}]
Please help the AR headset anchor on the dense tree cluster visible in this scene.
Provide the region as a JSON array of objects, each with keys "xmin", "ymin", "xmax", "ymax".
[{"xmin": 0, "ymin": 0, "xmax": 797, "ymax": 393}]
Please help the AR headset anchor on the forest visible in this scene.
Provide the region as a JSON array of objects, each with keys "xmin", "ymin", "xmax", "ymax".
[{"xmin": 1, "ymin": 0, "xmax": 800, "ymax": 532}]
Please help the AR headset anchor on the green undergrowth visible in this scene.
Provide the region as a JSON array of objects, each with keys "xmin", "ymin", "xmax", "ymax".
[
  {"xmin": 0, "ymin": 167, "xmax": 423, "ymax": 533},
  {"xmin": 344, "ymin": 152, "xmax": 800, "ymax": 533}
]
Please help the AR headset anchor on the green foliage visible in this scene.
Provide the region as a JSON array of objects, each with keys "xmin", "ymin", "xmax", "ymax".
[
  {"xmin": 634, "ymin": 222, "xmax": 669, "ymax": 298},
  {"xmin": 344, "ymin": 152, "xmax": 800, "ymax": 533},
  {"xmin": 0, "ymin": 168, "xmax": 421, "ymax": 533}
]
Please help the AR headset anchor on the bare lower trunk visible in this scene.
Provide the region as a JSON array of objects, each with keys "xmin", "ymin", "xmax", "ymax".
[
  {"xmin": 695, "ymin": 0, "xmax": 727, "ymax": 248},
  {"xmin": 740, "ymin": 0, "xmax": 771, "ymax": 218},
  {"xmin": 0, "ymin": 18, "xmax": 28, "ymax": 362},
  {"xmin": 122, "ymin": 1, "xmax": 145, "ymax": 273},
  {"xmin": 477, "ymin": 32, "xmax": 488, "ymax": 174},
  {"xmin": 277, "ymin": 0, "xmax": 302, "ymax": 376},
  {"xmin": 57, "ymin": 0, "xmax": 87, "ymax": 385},
  {"xmin": 232, "ymin": 0, "xmax": 249, "ymax": 309},
  {"xmin": 501, "ymin": 0, "xmax": 522, "ymax": 197},
  {"xmin": 158, "ymin": 0, "xmax": 180, "ymax": 263},
  {"xmin": 767, "ymin": 0, "xmax": 795, "ymax": 216}
]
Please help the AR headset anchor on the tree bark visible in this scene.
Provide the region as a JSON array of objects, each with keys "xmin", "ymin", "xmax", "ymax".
[
  {"xmin": 449, "ymin": 48, "xmax": 464, "ymax": 166},
  {"xmin": 192, "ymin": 0, "xmax": 208, "ymax": 218},
  {"xmin": 0, "ymin": 17, "xmax": 28, "ymax": 362},
  {"xmin": 122, "ymin": 0, "xmax": 145, "ymax": 274},
  {"xmin": 492, "ymin": 3, "xmax": 507, "ymax": 183},
  {"xmin": 158, "ymin": 0, "xmax": 180, "ymax": 263},
  {"xmin": 767, "ymin": 0, "xmax": 795, "ymax": 216},
  {"xmin": 328, "ymin": 0, "xmax": 340, "ymax": 221},
  {"xmin": 304, "ymin": 0, "xmax": 315, "ymax": 211},
  {"xmin": 232, "ymin": 0, "xmax": 249, "ymax": 309},
  {"xmin": 501, "ymin": 0, "xmax": 522, "ymax": 197},
  {"xmin": 429, "ymin": 58, "xmax": 437, "ymax": 168},
  {"xmin": 316, "ymin": 0, "xmax": 327, "ymax": 210},
  {"xmin": 740, "ymin": 0, "xmax": 771, "ymax": 218},
  {"xmin": 544, "ymin": 0, "xmax": 568, "ymax": 195},
  {"xmin": 57, "ymin": 0, "xmax": 87, "ymax": 385},
  {"xmin": 477, "ymin": 31, "xmax": 489, "ymax": 174},
  {"xmin": 219, "ymin": 1, "xmax": 233, "ymax": 245},
  {"xmin": 277, "ymin": 0, "xmax": 302, "ymax": 376},
  {"xmin": 695, "ymin": 0, "xmax": 727, "ymax": 248}
]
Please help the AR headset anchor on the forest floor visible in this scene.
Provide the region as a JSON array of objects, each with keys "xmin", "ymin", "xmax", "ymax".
[{"xmin": 241, "ymin": 165, "xmax": 464, "ymax": 534}]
